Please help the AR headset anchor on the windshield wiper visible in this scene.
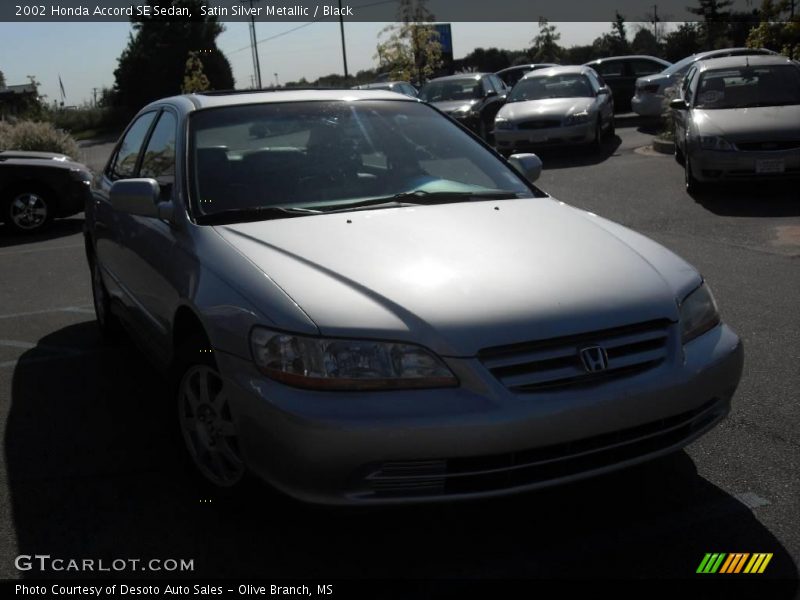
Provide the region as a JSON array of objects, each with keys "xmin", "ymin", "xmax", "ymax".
[
  {"xmin": 319, "ymin": 190, "xmax": 522, "ymax": 213},
  {"xmin": 197, "ymin": 205, "xmax": 320, "ymax": 225}
]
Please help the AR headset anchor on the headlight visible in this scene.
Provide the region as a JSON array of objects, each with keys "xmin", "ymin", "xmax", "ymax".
[
  {"xmin": 564, "ymin": 110, "xmax": 591, "ymax": 126},
  {"xmin": 679, "ymin": 283, "xmax": 720, "ymax": 344},
  {"xmin": 699, "ymin": 136, "xmax": 735, "ymax": 151},
  {"xmin": 494, "ymin": 118, "xmax": 514, "ymax": 130},
  {"xmin": 250, "ymin": 327, "xmax": 458, "ymax": 390},
  {"xmin": 450, "ymin": 104, "xmax": 476, "ymax": 117}
]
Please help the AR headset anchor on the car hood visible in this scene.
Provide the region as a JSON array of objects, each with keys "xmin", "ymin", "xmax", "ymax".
[
  {"xmin": 430, "ymin": 99, "xmax": 479, "ymax": 114},
  {"xmin": 693, "ymin": 105, "xmax": 800, "ymax": 142},
  {"xmin": 498, "ymin": 97, "xmax": 594, "ymax": 121},
  {"xmin": 214, "ymin": 199, "xmax": 694, "ymax": 357}
]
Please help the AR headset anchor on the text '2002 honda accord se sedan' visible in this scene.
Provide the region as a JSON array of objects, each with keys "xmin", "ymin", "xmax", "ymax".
[{"xmin": 84, "ymin": 89, "xmax": 743, "ymax": 504}]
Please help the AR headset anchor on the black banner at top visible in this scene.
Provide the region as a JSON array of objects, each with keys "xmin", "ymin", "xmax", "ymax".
[{"xmin": 0, "ymin": 0, "xmax": 773, "ymax": 23}]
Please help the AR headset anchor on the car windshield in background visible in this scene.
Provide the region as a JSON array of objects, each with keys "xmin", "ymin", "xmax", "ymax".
[
  {"xmin": 694, "ymin": 65, "xmax": 800, "ymax": 109},
  {"xmin": 418, "ymin": 79, "xmax": 482, "ymax": 102},
  {"xmin": 189, "ymin": 100, "xmax": 534, "ymax": 222},
  {"xmin": 507, "ymin": 74, "xmax": 594, "ymax": 103}
]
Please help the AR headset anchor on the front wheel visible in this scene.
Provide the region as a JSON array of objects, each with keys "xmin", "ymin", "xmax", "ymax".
[
  {"xmin": 176, "ymin": 343, "xmax": 246, "ymax": 489},
  {"xmin": 4, "ymin": 189, "xmax": 52, "ymax": 234},
  {"xmin": 684, "ymin": 151, "xmax": 705, "ymax": 195},
  {"xmin": 592, "ymin": 120, "xmax": 603, "ymax": 153},
  {"xmin": 90, "ymin": 257, "xmax": 124, "ymax": 340}
]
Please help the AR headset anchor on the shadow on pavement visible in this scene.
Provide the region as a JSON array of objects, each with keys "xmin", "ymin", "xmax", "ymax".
[
  {"xmin": 690, "ymin": 182, "xmax": 800, "ymax": 217},
  {"xmin": 0, "ymin": 217, "xmax": 84, "ymax": 248},
  {"xmin": 532, "ymin": 137, "xmax": 623, "ymax": 171},
  {"xmin": 4, "ymin": 322, "xmax": 799, "ymax": 587}
]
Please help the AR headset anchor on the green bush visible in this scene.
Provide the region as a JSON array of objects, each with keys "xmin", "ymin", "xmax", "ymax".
[{"xmin": 0, "ymin": 120, "xmax": 81, "ymax": 158}]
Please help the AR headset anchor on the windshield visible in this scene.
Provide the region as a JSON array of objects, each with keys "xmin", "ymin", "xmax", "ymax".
[
  {"xmin": 507, "ymin": 74, "xmax": 594, "ymax": 102},
  {"xmin": 694, "ymin": 65, "xmax": 800, "ymax": 109},
  {"xmin": 188, "ymin": 100, "xmax": 535, "ymax": 221},
  {"xmin": 419, "ymin": 79, "xmax": 483, "ymax": 102}
]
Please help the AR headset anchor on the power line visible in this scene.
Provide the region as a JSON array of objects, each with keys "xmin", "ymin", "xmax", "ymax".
[{"xmin": 227, "ymin": 0, "xmax": 399, "ymax": 55}]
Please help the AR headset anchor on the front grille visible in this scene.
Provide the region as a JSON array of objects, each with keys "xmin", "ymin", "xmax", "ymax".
[
  {"xmin": 518, "ymin": 120, "xmax": 560, "ymax": 130},
  {"xmin": 735, "ymin": 140, "xmax": 800, "ymax": 152},
  {"xmin": 478, "ymin": 319, "xmax": 672, "ymax": 392},
  {"xmin": 363, "ymin": 398, "xmax": 727, "ymax": 499}
]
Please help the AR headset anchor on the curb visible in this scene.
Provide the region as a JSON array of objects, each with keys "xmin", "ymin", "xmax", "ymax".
[{"xmin": 652, "ymin": 136, "xmax": 675, "ymax": 155}]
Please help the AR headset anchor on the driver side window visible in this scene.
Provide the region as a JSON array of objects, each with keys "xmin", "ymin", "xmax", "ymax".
[{"xmin": 107, "ymin": 112, "xmax": 157, "ymax": 181}]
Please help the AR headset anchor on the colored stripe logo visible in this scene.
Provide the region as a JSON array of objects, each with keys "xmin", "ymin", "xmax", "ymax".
[{"xmin": 697, "ymin": 553, "xmax": 773, "ymax": 574}]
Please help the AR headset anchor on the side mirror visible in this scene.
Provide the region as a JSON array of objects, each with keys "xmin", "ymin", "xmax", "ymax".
[
  {"xmin": 597, "ymin": 87, "xmax": 610, "ymax": 96},
  {"xmin": 109, "ymin": 178, "xmax": 161, "ymax": 218},
  {"xmin": 669, "ymin": 98, "xmax": 689, "ymax": 110},
  {"xmin": 508, "ymin": 153, "xmax": 543, "ymax": 183},
  {"xmin": 486, "ymin": 89, "xmax": 498, "ymax": 98}
]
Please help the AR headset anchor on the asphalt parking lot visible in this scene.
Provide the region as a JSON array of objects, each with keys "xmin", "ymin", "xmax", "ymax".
[{"xmin": 0, "ymin": 121, "xmax": 798, "ymax": 585}]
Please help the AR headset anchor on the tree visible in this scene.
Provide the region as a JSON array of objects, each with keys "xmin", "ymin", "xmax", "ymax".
[
  {"xmin": 688, "ymin": 0, "xmax": 735, "ymax": 48},
  {"xmin": 0, "ymin": 70, "xmax": 5, "ymax": 89},
  {"xmin": 662, "ymin": 22, "xmax": 703, "ymax": 62},
  {"xmin": 181, "ymin": 52, "xmax": 210, "ymax": 93},
  {"xmin": 747, "ymin": 0, "xmax": 800, "ymax": 59},
  {"xmin": 112, "ymin": 0, "xmax": 234, "ymax": 112},
  {"xmin": 531, "ymin": 18, "xmax": 563, "ymax": 62},
  {"xmin": 375, "ymin": 0, "xmax": 443, "ymax": 84},
  {"xmin": 459, "ymin": 48, "xmax": 511, "ymax": 73},
  {"xmin": 631, "ymin": 27, "xmax": 661, "ymax": 56},
  {"xmin": 592, "ymin": 12, "xmax": 631, "ymax": 56}
]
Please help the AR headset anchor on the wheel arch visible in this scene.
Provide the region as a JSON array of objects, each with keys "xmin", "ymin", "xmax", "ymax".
[{"xmin": 172, "ymin": 304, "xmax": 212, "ymax": 363}]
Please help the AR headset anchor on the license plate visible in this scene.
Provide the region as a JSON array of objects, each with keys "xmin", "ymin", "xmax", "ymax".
[
  {"xmin": 528, "ymin": 133, "xmax": 548, "ymax": 143},
  {"xmin": 756, "ymin": 159, "xmax": 785, "ymax": 174}
]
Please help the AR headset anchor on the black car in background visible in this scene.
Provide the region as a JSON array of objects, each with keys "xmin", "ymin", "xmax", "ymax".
[
  {"xmin": 418, "ymin": 73, "xmax": 508, "ymax": 140},
  {"xmin": 0, "ymin": 150, "xmax": 92, "ymax": 233},
  {"xmin": 496, "ymin": 63, "xmax": 559, "ymax": 88},
  {"xmin": 583, "ymin": 55, "xmax": 672, "ymax": 112}
]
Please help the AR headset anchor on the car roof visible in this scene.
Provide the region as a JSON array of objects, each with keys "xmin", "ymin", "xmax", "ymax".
[
  {"xmin": 584, "ymin": 55, "xmax": 671, "ymax": 65},
  {"xmin": 144, "ymin": 89, "xmax": 416, "ymax": 112},
  {"xmin": 691, "ymin": 47, "xmax": 776, "ymax": 61},
  {"xmin": 694, "ymin": 54, "xmax": 797, "ymax": 72},
  {"xmin": 496, "ymin": 64, "xmax": 558, "ymax": 74},
  {"xmin": 424, "ymin": 73, "xmax": 491, "ymax": 83},
  {"xmin": 521, "ymin": 65, "xmax": 594, "ymax": 79}
]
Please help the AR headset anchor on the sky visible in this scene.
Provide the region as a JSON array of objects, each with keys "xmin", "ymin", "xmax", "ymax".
[{"xmin": 0, "ymin": 21, "xmax": 622, "ymax": 106}]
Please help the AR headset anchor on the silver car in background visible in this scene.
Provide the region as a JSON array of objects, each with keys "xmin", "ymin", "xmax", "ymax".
[
  {"xmin": 84, "ymin": 89, "xmax": 743, "ymax": 505},
  {"xmin": 494, "ymin": 66, "xmax": 615, "ymax": 154},
  {"xmin": 632, "ymin": 47, "xmax": 777, "ymax": 117},
  {"xmin": 671, "ymin": 55, "xmax": 800, "ymax": 192}
]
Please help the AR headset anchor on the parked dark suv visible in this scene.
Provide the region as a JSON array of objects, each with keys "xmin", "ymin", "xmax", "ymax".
[
  {"xmin": 583, "ymin": 55, "xmax": 672, "ymax": 112},
  {"xmin": 418, "ymin": 73, "xmax": 508, "ymax": 140}
]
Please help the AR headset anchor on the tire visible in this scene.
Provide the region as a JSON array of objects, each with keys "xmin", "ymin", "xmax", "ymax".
[
  {"xmin": 674, "ymin": 139, "xmax": 685, "ymax": 165},
  {"xmin": 174, "ymin": 337, "xmax": 247, "ymax": 489},
  {"xmin": 90, "ymin": 255, "xmax": 124, "ymax": 341},
  {"xmin": 606, "ymin": 117, "xmax": 615, "ymax": 139},
  {"xmin": 3, "ymin": 187, "xmax": 53, "ymax": 234},
  {"xmin": 592, "ymin": 120, "xmax": 603, "ymax": 153},
  {"xmin": 684, "ymin": 151, "xmax": 705, "ymax": 195}
]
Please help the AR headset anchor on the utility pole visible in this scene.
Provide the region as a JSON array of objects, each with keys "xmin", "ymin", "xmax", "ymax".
[
  {"xmin": 274, "ymin": 73, "xmax": 279, "ymax": 87},
  {"xmin": 338, "ymin": 0, "xmax": 349, "ymax": 79},
  {"xmin": 242, "ymin": 0, "xmax": 262, "ymax": 88},
  {"xmin": 92, "ymin": 87, "xmax": 98, "ymax": 107},
  {"xmin": 651, "ymin": 4, "xmax": 660, "ymax": 43}
]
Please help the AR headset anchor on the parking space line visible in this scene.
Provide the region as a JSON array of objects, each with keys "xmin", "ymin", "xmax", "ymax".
[
  {"xmin": 0, "ymin": 305, "xmax": 94, "ymax": 320},
  {"xmin": 0, "ymin": 243, "xmax": 84, "ymax": 257}
]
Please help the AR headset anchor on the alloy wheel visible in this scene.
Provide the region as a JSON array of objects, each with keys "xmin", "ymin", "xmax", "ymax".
[
  {"xmin": 9, "ymin": 192, "xmax": 48, "ymax": 231},
  {"xmin": 178, "ymin": 364, "xmax": 244, "ymax": 487}
]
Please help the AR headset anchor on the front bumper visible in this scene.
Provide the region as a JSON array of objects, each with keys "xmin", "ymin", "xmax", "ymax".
[
  {"xmin": 218, "ymin": 324, "xmax": 743, "ymax": 505},
  {"xmin": 495, "ymin": 122, "xmax": 594, "ymax": 151},
  {"xmin": 689, "ymin": 147, "xmax": 800, "ymax": 182}
]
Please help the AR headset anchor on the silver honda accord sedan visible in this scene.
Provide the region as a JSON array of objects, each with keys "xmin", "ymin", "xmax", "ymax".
[{"xmin": 84, "ymin": 89, "xmax": 743, "ymax": 504}]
